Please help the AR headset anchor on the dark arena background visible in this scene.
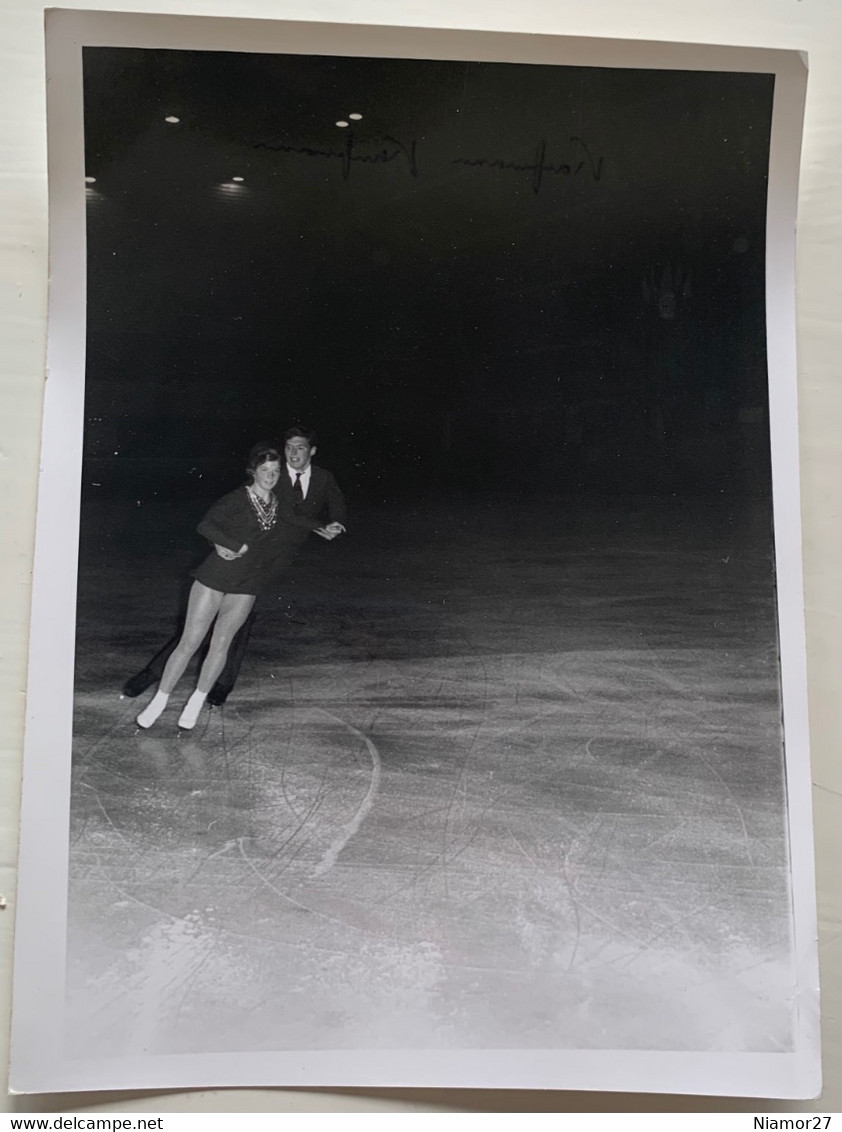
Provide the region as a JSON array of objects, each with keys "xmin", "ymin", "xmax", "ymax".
[{"xmin": 67, "ymin": 48, "xmax": 793, "ymax": 1056}]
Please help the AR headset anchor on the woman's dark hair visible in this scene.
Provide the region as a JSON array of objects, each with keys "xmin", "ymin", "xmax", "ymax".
[{"xmin": 245, "ymin": 442, "xmax": 282, "ymax": 476}]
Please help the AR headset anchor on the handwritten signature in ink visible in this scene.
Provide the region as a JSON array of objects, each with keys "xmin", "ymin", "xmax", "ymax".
[
  {"xmin": 253, "ymin": 132, "xmax": 603, "ymax": 195},
  {"xmin": 452, "ymin": 137, "xmax": 603, "ymax": 194},
  {"xmin": 254, "ymin": 132, "xmax": 418, "ymax": 181}
]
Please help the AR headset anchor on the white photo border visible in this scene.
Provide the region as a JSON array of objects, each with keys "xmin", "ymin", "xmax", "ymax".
[{"xmin": 9, "ymin": 8, "xmax": 819, "ymax": 1097}]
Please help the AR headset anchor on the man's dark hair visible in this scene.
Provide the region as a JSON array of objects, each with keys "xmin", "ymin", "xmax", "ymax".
[{"xmin": 283, "ymin": 425, "xmax": 317, "ymax": 446}]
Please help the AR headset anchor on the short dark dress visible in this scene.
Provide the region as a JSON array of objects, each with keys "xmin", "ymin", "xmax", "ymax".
[{"xmin": 190, "ymin": 488, "xmax": 279, "ymax": 595}]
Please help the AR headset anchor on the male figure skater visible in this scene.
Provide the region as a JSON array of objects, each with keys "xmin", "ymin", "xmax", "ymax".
[{"xmin": 123, "ymin": 426, "xmax": 346, "ymax": 706}]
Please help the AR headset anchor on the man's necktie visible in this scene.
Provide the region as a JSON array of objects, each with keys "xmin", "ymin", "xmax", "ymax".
[{"xmin": 293, "ymin": 473, "xmax": 303, "ymax": 501}]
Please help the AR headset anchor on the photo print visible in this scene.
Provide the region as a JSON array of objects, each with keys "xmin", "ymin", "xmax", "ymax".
[{"xmin": 11, "ymin": 11, "xmax": 819, "ymax": 1096}]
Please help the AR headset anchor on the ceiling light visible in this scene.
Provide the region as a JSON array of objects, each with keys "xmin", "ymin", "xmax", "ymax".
[
  {"xmin": 85, "ymin": 176, "xmax": 96, "ymax": 184},
  {"xmin": 164, "ymin": 115, "xmax": 180, "ymax": 124},
  {"xmin": 232, "ymin": 176, "xmax": 244, "ymax": 182},
  {"xmin": 349, "ymin": 112, "xmax": 363, "ymax": 120},
  {"xmin": 336, "ymin": 120, "xmax": 349, "ymax": 128}
]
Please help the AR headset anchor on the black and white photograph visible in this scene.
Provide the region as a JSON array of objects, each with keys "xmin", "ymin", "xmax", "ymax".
[{"xmin": 9, "ymin": 11, "xmax": 820, "ymax": 1097}]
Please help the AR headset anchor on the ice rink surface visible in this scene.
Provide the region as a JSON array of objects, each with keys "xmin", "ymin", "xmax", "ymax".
[{"xmin": 67, "ymin": 491, "xmax": 793, "ymax": 1057}]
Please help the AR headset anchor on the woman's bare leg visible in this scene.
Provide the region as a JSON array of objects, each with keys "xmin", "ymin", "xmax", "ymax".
[
  {"xmin": 160, "ymin": 583, "xmax": 223, "ymax": 693},
  {"xmin": 197, "ymin": 594, "xmax": 256, "ymax": 693},
  {"xmin": 178, "ymin": 593, "xmax": 255, "ymax": 729},
  {"xmin": 137, "ymin": 583, "xmax": 222, "ymax": 728}
]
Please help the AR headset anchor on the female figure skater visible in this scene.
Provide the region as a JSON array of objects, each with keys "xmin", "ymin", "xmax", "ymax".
[{"xmin": 136, "ymin": 442, "xmax": 311, "ymax": 731}]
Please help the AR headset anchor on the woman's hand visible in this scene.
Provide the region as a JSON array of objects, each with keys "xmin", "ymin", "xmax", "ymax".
[{"xmin": 215, "ymin": 543, "xmax": 249, "ymax": 560}]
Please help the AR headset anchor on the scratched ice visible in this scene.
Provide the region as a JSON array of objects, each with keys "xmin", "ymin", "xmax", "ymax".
[{"xmin": 66, "ymin": 495, "xmax": 794, "ymax": 1056}]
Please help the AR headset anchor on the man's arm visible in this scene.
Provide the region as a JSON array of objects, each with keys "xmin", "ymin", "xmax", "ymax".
[
  {"xmin": 326, "ymin": 472, "xmax": 347, "ymax": 528},
  {"xmin": 322, "ymin": 470, "xmax": 347, "ymax": 532}
]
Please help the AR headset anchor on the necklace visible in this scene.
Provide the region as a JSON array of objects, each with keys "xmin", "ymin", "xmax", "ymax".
[{"xmin": 246, "ymin": 486, "xmax": 278, "ymax": 530}]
